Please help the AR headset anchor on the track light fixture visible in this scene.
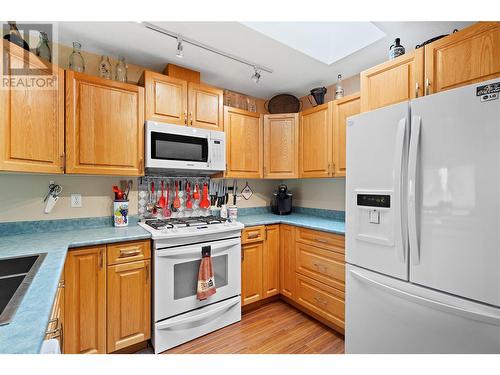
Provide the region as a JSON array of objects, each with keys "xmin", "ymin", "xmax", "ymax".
[
  {"xmin": 251, "ymin": 67, "xmax": 261, "ymax": 84},
  {"xmin": 176, "ymin": 36, "xmax": 184, "ymax": 58}
]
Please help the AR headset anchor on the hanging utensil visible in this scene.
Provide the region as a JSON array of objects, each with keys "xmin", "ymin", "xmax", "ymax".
[
  {"xmin": 186, "ymin": 181, "xmax": 193, "ymax": 209},
  {"xmin": 233, "ymin": 179, "xmax": 238, "ymax": 205},
  {"xmin": 193, "ymin": 183, "xmax": 200, "ymax": 200},
  {"xmin": 158, "ymin": 180, "xmax": 166, "ymax": 210},
  {"xmin": 200, "ymin": 182, "xmax": 211, "ymax": 209},
  {"xmin": 163, "ymin": 183, "xmax": 171, "ymax": 217},
  {"xmin": 151, "ymin": 181, "xmax": 157, "ymax": 215},
  {"xmin": 173, "ymin": 180, "xmax": 181, "ymax": 210}
]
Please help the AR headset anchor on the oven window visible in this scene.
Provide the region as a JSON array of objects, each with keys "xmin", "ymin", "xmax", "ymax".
[
  {"xmin": 173, "ymin": 255, "xmax": 229, "ymax": 300},
  {"xmin": 151, "ymin": 131, "xmax": 208, "ymax": 162}
]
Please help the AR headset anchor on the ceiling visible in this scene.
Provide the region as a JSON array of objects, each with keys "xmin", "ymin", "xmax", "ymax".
[{"xmin": 57, "ymin": 21, "xmax": 474, "ymax": 99}]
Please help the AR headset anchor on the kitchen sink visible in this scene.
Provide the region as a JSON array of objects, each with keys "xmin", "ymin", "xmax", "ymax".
[{"xmin": 0, "ymin": 253, "xmax": 46, "ymax": 326}]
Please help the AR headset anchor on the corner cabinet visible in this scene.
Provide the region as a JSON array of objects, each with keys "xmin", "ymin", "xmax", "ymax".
[
  {"xmin": 299, "ymin": 103, "xmax": 333, "ymax": 178},
  {"xmin": 65, "ymin": 71, "xmax": 145, "ymax": 176},
  {"xmin": 360, "ymin": 48, "xmax": 424, "ymax": 113},
  {"xmin": 424, "ymin": 22, "xmax": 500, "ymax": 95},
  {"xmin": 332, "ymin": 93, "xmax": 361, "ymax": 177},
  {"xmin": 224, "ymin": 106, "xmax": 263, "ymax": 178},
  {"xmin": 0, "ymin": 40, "xmax": 65, "ymax": 173},
  {"xmin": 263, "ymin": 113, "xmax": 299, "ymax": 178}
]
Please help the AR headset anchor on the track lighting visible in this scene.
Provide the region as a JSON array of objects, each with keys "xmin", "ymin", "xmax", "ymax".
[
  {"xmin": 176, "ymin": 36, "xmax": 184, "ymax": 58},
  {"xmin": 251, "ymin": 67, "xmax": 261, "ymax": 84}
]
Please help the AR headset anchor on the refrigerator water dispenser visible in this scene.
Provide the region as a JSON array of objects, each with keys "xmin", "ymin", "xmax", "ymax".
[{"xmin": 355, "ymin": 191, "xmax": 394, "ymax": 246}]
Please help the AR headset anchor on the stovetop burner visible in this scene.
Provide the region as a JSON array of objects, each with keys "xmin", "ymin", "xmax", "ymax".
[{"xmin": 143, "ymin": 215, "xmax": 228, "ymax": 230}]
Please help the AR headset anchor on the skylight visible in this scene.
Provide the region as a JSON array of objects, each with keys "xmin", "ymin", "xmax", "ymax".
[{"xmin": 241, "ymin": 22, "xmax": 386, "ymax": 65}]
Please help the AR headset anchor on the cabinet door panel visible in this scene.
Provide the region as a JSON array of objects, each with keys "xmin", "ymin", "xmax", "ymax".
[
  {"xmin": 425, "ymin": 22, "xmax": 500, "ymax": 94},
  {"xmin": 332, "ymin": 93, "xmax": 360, "ymax": 177},
  {"xmin": 225, "ymin": 106, "xmax": 263, "ymax": 178},
  {"xmin": 0, "ymin": 40, "xmax": 64, "ymax": 173},
  {"xmin": 299, "ymin": 103, "xmax": 332, "ymax": 178},
  {"xmin": 360, "ymin": 49, "xmax": 424, "ymax": 112},
  {"xmin": 188, "ymin": 83, "xmax": 223, "ymax": 130},
  {"xmin": 66, "ymin": 71, "xmax": 144, "ymax": 175},
  {"xmin": 143, "ymin": 71, "xmax": 187, "ymax": 125},
  {"xmin": 64, "ymin": 246, "xmax": 106, "ymax": 354},
  {"xmin": 279, "ymin": 225, "xmax": 296, "ymax": 299},
  {"xmin": 264, "ymin": 114, "xmax": 299, "ymax": 178},
  {"xmin": 263, "ymin": 225, "xmax": 280, "ymax": 298},
  {"xmin": 107, "ymin": 260, "xmax": 150, "ymax": 352},
  {"xmin": 241, "ymin": 242, "xmax": 263, "ymax": 306}
]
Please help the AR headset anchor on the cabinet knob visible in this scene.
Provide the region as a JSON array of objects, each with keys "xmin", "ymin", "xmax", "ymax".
[
  {"xmin": 425, "ymin": 78, "xmax": 431, "ymax": 95},
  {"xmin": 415, "ymin": 82, "xmax": 419, "ymax": 98}
]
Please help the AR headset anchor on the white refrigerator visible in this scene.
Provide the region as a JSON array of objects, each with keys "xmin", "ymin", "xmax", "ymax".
[{"xmin": 345, "ymin": 79, "xmax": 500, "ymax": 353}]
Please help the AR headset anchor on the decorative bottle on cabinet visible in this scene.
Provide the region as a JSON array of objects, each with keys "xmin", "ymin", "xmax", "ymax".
[
  {"xmin": 69, "ymin": 41, "xmax": 85, "ymax": 72},
  {"xmin": 389, "ymin": 38, "xmax": 405, "ymax": 59},
  {"xmin": 335, "ymin": 74, "xmax": 344, "ymax": 99},
  {"xmin": 98, "ymin": 55, "xmax": 112, "ymax": 79},
  {"xmin": 35, "ymin": 31, "xmax": 51, "ymax": 62},
  {"xmin": 115, "ymin": 56, "xmax": 127, "ymax": 82}
]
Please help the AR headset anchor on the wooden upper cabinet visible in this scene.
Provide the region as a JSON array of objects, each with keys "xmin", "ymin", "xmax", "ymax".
[
  {"xmin": 65, "ymin": 71, "xmax": 145, "ymax": 176},
  {"xmin": 141, "ymin": 70, "xmax": 187, "ymax": 125},
  {"xmin": 64, "ymin": 246, "xmax": 106, "ymax": 354},
  {"xmin": 263, "ymin": 225, "xmax": 280, "ymax": 298},
  {"xmin": 224, "ymin": 106, "xmax": 263, "ymax": 178},
  {"xmin": 360, "ymin": 48, "xmax": 424, "ymax": 112},
  {"xmin": 332, "ymin": 93, "xmax": 360, "ymax": 177},
  {"xmin": 299, "ymin": 103, "xmax": 333, "ymax": 178},
  {"xmin": 424, "ymin": 22, "xmax": 500, "ymax": 95},
  {"xmin": 107, "ymin": 259, "xmax": 151, "ymax": 352},
  {"xmin": 263, "ymin": 113, "xmax": 299, "ymax": 179},
  {"xmin": 0, "ymin": 40, "xmax": 64, "ymax": 173},
  {"xmin": 188, "ymin": 82, "xmax": 223, "ymax": 131}
]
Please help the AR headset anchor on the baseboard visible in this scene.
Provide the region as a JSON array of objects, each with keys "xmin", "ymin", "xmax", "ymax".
[
  {"xmin": 111, "ymin": 340, "xmax": 150, "ymax": 354},
  {"xmin": 242, "ymin": 294, "xmax": 280, "ymax": 314}
]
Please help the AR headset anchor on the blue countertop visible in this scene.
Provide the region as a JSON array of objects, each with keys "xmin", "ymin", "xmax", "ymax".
[
  {"xmin": 0, "ymin": 224, "xmax": 151, "ymax": 354},
  {"xmin": 238, "ymin": 212, "xmax": 345, "ymax": 235}
]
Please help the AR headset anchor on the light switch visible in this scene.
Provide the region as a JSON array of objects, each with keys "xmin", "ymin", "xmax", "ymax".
[{"xmin": 369, "ymin": 209, "xmax": 380, "ymax": 224}]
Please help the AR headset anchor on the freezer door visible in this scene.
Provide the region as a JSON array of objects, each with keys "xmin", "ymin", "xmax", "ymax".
[
  {"xmin": 409, "ymin": 79, "xmax": 500, "ymax": 306},
  {"xmin": 346, "ymin": 264, "xmax": 500, "ymax": 354},
  {"xmin": 346, "ymin": 101, "xmax": 409, "ymax": 280}
]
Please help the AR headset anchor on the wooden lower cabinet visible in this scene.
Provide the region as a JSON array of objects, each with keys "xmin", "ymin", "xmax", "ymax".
[
  {"xmin": 241, "ymin": 241, "xmax": 264, "ymax": 306},
  {"xmin": 263, "ymin": 225, "xmax": 280, "ymax": 298},
  {"xmin": 64, "ymin": 246, "xmax": 106, "ymax": 354},
  {"xmin": 107, "ymin": 260, "xmax": 151, "ymax": 352},
  {"xmin": 63, "ymin": 240, "xmax": 151, "ymax": 354},
  {"xmin": 279, "ymin": 225, "xmax": 296, "ymax": 299}
]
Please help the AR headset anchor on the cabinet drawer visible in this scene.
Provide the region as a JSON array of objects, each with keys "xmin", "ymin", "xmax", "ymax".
[
  {"xmin": 296, "ymin": 242, "xmax": 345, "ymax": 291},
  {"xmin": 242, "ymin": 226, "xmax": 265, "ymax": 244},
  {"xmin": 295, "ymin": 227, "xmax": 344, "ymax": 254},
  {"xmin": 296, "ymin": 274, "xmax": 345, "ymax": 331},
  {"xmin": 107, "ymin": 240, "xmax": 151, "ymax": 265}
]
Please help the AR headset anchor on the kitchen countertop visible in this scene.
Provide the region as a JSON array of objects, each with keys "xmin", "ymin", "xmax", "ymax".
[
  {"xmin": 238, "ymin": 212, "xmax": 345, "ymax": 235},
  {"xmin": 0, "ymin": 224, "xmax": 151, "ymax": 354}
]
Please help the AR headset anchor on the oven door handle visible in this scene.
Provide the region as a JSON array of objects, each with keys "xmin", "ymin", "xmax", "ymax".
[
  {"xmin": 156, "ymin": 297, "xmax": 240, "ymax": 330},
  {"xmin": 156, "ymin": 239, "xmax": 240, "ymax": 258}
]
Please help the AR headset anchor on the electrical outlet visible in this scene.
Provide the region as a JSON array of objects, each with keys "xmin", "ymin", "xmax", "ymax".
[{"xmin": 71, "ymin": 194, "xmax": 82, "ymax": 208}]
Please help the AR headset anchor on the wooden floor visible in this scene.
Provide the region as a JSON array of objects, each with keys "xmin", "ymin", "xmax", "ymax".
[{"xmin": 163, "ymin": 300, "xmax": 345, "ymax": 354}]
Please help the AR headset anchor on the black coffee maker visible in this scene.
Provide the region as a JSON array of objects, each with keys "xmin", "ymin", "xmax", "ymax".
[{"xmin": 272, "ymin": 184, "xmax": 292, "ymax": 215}]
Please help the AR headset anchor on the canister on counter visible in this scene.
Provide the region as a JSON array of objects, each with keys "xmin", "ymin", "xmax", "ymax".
[{"xmin": 113, "ymin": 199, "xmax": 129, "ymax": 227}]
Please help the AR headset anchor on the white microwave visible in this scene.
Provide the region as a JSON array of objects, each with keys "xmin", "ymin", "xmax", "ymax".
[{"xmin": 145, "ymin": 121, "xmax": 226, "ymax": 176}]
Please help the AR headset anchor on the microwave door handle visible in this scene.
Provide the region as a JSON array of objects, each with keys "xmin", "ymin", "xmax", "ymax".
[{"xmin": 207, "ymin": 138, "xmax": 212, "ymax": 167}]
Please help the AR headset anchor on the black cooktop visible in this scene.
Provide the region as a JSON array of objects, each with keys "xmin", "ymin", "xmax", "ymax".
[{"xmin": 144, "ymin": 215, "xmax": 227, "ymax": 230}]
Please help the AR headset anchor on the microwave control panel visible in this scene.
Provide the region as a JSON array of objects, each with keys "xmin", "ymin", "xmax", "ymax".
[{"xmin": 210, "ymin": 132, "xmax": 226, "ymax": 170}]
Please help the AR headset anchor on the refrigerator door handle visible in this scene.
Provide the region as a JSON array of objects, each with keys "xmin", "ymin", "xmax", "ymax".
[
  {"xmin": 394, "ymin": 118, "xmax": 407, "ymax": 264},
  {"xmin": 350, "ymin": 269, "xmax": 500, "ymax": 326},
  {"xmin": 408, "ymin": 115, "xmax": 421, "ymax": 265}
]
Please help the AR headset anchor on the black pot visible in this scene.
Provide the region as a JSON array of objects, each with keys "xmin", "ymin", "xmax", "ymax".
[{"xmin": 310, "ymin": 87, "xmax": 327, "ymax": 105}]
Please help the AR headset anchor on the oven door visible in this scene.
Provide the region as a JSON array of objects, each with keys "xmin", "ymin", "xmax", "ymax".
[
  {"xmin": 145, "ymin": 122, "xmax": 210, "ymax": 171},
  {"xmin": 154, "ymin": 238, "xmax": 241, "ymax": 322}
]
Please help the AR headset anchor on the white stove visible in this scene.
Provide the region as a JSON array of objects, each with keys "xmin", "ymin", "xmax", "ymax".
[{"xmin": 139, "ymin": 215, "xmax": 243, "ymax": 353}]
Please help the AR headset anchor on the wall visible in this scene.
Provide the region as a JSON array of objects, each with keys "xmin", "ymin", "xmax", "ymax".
[
  {"xmin": 215, "ymin": 179, "xmax": 277, "ymax": 209},
  {"xmin": 0, "ymin": 174, "xmax": 138, "ymax": 223},
  {"xmin": 283, "ymin": 178, "xmax": 346, "ymax": 211},
  {"xmin": 300, "ymin": 74, "xmax": 360, "ymax": 110}
]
